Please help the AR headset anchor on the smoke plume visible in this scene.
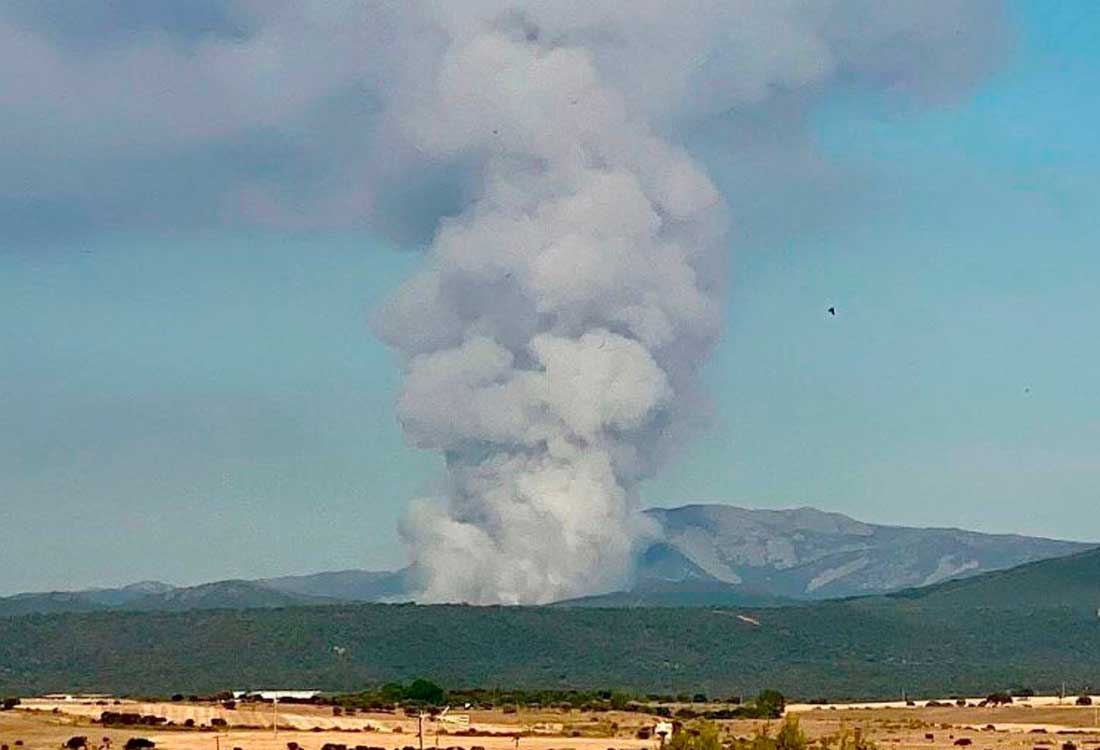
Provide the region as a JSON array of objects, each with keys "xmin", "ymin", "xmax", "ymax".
[{"xmin": 370, "ymin": 1, "xmax": 1007, "ymax": 604}]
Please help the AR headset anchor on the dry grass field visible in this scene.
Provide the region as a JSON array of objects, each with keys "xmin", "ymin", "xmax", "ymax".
[{"xmin": 3, "ymin": 697, "xmax": 1100, "ymax": 750}]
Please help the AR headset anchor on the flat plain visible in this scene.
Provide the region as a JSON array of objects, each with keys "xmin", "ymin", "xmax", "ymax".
[{"xmin": 4, "ymin": 696, "xmax": 1100, "ymax": 750}]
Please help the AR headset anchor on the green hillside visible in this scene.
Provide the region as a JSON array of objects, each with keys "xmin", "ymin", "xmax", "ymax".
[
  {"xmin": 1, "ymin": 549, "xmax": 1097, "ymax": 700},
  {"xmin": 884, "ymin": 545, "xmax": 1100, "ymax": 610}
]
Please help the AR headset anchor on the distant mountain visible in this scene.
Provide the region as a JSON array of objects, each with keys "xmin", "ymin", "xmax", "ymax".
[
  {"xmin": 0, "ymin": 579, "xmax": 337, "ymax": 618},
  {"xmin": 884, "ymin": 544, "xmax": 1100, "ymax": 612},
  {"xmin": 635, "ymin": 504, "xmax": 1093, "ymax": 600},
  {"xmin": 1, "ymin": 504, "xmax": 1092, "ymax": 616},
  {"xmin": 0, "ymin": 581, "xmax": 175, "ymax": 618},
  {"xmin": 555, "ymin": 544, "xmax": 795, "ymax": 608},
  {"xmin": 260, "ymin": 569, "xmax": 412, "ymax": 602},
  {"xmin": 123, "ymin": 580, "xmax": 339, "ymax": 612},
  {"xmin": 2, "ymin": 548, "xmax": 1099, "ymax": 698}
]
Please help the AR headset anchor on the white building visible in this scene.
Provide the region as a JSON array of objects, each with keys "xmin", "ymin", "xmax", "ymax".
[{"xmin": 232, "ymin": 690, "xmax": 320, "ymax": 701}]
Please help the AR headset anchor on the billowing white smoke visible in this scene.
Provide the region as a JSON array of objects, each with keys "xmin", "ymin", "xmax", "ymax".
[
  {"xmin": 377, "ymin": 27, "xmax": 725, "ymax": 604},
  {"xmin": 372, "ymin": 1, "xmax": 1007, "ymax": 604}
]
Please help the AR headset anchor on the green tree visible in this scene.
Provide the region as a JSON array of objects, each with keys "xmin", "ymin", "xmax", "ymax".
[
  {"xmin": 404, "ymin": 678, "xmax": 445, "ymax": 705},
  {"xmin": 380, "ymin": 683, "xmax": 405, "ymax": 703},
  {"xmin": 755, "ymin": 689, "xmax": 786, "ymax": 719}
]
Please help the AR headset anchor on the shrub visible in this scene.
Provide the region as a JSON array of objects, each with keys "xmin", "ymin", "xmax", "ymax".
[
  {"xmin": 65, "ymin": 738, "xmax": 89, "ymax": 750},
  {"xmin": 833, "ymin": 729, "xmax": 877, "ymax": 750},
  {"xmin": 286, "ymin": 743, "xmax": 301, "ymax": 750},
  {"xmin": 1, "ymin": 698, "xmax": 20, "ymax": 711},
  {"xmin": 755, "ymin": 690, "xmax": 786, "ymax": 720},
  {"xmin": 211, "ymin": 718, "xmax": 228, "ymax": 727},
  {"xmin": 775, "ymin": 716, "xmax": 807, "ymax": 750},
  {"xmin": 1075, "ymin": 696, "xmax": 1092, "ymax": 706},
  {"xmin": 953, "ymin": 740, "xmax": 972, "ymax": 747},
  {"xmin": 124, "ymin": 740, "xmax": 155, "ymax": 750},
  {"xmin": 667, "ymin": 721, "xmax": 721, "ymax": 750}
]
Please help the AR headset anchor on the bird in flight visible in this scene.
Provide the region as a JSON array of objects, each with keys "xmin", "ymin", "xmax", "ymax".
[{"xmin": 827, "ymin": 306, "xmax": 836, "ymax": 316}]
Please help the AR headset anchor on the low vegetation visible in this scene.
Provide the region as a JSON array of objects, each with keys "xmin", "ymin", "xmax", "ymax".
[{"xmin": 0, "ymin": 578, "xmax": 1098, "ymax": 697}]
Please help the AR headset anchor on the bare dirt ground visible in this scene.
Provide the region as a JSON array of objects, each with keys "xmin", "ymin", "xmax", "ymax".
[{"xmin": 4, "ymin": 697, "xmax": 1100, "ymax": 750}]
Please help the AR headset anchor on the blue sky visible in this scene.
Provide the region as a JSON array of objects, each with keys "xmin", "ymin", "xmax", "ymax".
[{"xmin": 2, "ymin": 2, "xmax": 1098, "ymax": 594}]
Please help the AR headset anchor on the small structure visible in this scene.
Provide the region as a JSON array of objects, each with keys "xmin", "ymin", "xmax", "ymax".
[
  {"xmin": 654, "ymin": 721, "xmax": 674, "ymax": 748},
  {"xmin": 232, "ymin": 691, "xmax": 320, "ymax": 701}
]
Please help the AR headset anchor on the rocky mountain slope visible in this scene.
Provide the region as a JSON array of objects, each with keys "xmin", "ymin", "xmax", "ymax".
[
  {"xmin": 632, "ymin": 504, "xmax": 1092, "ymax": 600},
  {"xmin": 1, "ymin": 504, "xmax": 1090, "ymax": 615},
  {"xmin": 2, "ymin": 547, "xmax": 1099, "ymax": 697}
]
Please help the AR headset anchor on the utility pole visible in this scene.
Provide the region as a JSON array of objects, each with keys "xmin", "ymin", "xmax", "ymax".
[{"xmin": 418, "ymin": 712, "xmax": 424, "ymax": 750}]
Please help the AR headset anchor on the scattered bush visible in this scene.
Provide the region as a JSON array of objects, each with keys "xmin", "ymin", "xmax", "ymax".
[
  {"xmin": 775, "ymin": 716, "xmax": 807, "ymax": 750},
  {"xmin": 667, "ymin": 720, "xmax": 721, "ymax": 750},
  {"xmin": 124, "ymin": 740, "xmax": 155, "ymax": 750},
  {"xmin": 755, "ymin": 690, "xmax": 786, "ymax": 720},
  {"xmin": 1, "ymin": 698, "xmax": 20, "ymax": 711},
  {"xmin": 100, "ymin": 713, "xmax": 166, "ymax": 727},
  {"xmin": 65, "ymin": 737, "xmax": 89, "ymax": 750},
  {"xmin": 1076, "ymin": 696, "xmax": 1093, "ymax": 706},
  {"xmin": 953, "ymin": 740, "xmax": 972, "ymax": 747}
]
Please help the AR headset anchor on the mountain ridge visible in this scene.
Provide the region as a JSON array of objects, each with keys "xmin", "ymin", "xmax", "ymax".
[
  {"xmin": 1, "ymin": 504, "xmax": 1091, "ymax": 616},
  {"xmin": 1, "ymin": 547, "xmax": 1098, "ymax": 697}
]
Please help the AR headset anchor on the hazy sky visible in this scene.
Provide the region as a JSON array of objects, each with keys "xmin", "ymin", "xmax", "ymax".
[{"xmin": 2, "ymin": 2, "xmax": 1099, "ymax": 595}]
